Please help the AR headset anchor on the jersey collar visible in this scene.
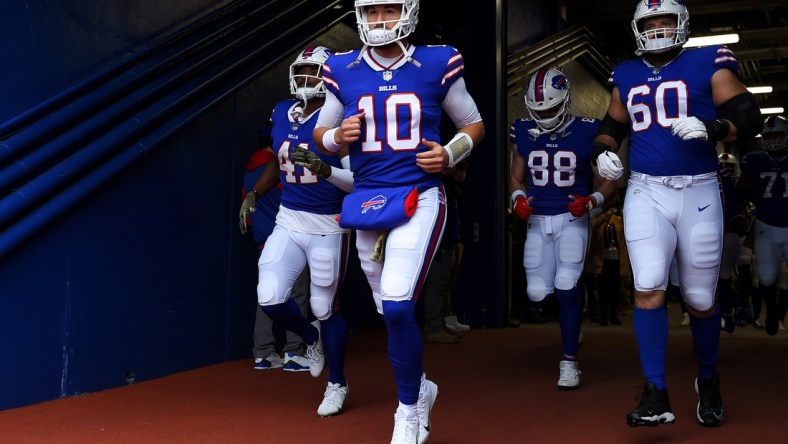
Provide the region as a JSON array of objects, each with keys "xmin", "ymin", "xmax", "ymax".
[{"xmin": 363, "ymin": 44, "xmax": 416, "ymax": 72}]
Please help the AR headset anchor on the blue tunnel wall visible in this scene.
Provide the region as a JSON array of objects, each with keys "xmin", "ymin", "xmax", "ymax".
[{"xmin": 0, "ymin": 0, "xmax": 365, "ymax": 410}]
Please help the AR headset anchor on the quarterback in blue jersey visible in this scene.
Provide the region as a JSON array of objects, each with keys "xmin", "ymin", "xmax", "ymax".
[
  {"xmin": 239, "ymin": 46, "xmax": 355, "ymax": 418},
  {"xmin": 739, "ymin": 115, "xmax": 788, "ymax": 336},
  {"xmin": 510, "ymin": 68, "xmax": 617, "ymax": 391},
  {"xmin": 592, "ymin": 0, "xmax": 762, "ymax": 429},
  {"xmin": 313, "ymin": 1, "xmax": 484, "ymax": 443}
]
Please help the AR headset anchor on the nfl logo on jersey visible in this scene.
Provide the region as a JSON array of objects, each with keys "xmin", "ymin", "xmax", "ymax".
[
  {"xmin": 383, "ymin": 70, "xmax": 393, "ymax": 81},
  {"xmin": 361, "ymin": 195, "xmax": 387, "ymax": 214}
]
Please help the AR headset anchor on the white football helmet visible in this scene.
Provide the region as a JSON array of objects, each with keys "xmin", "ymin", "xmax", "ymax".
[
  {"xmin": 524, "ymin": 68, "xmax": 571, "ymax": 132},
  {"xmin": 355, "ymin": 0, "xmax": 419, "ymax": 46},
  {"xmin": 717, "ymin": 152, "xmax": 739, "ymax": 178},
  {"xmin": 289, "ymin": 46, "xmax": 331, "ymax": 101},
  {"xmin": 631, "ymin": 0, "xmax": 689, "ymax": 54},
  {"xmin": 761, "ymin": 115, "xmax": 788, "ymax": 151}
]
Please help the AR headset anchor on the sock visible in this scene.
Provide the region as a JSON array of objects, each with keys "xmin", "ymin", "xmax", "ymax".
[
  {"xmin": 397, "ymin": 402, "xmax": 416, "ymax": 417},
  {"xmin": 634, "ymin": 306, "xmax": 668, "ymax": 389},
  {"xmin": 321, "ymin": 312, "xmax": 348, "ymax": 386},
  {"xmin": 752, "ymin": 284, "xmax": 763, "ymax": 320},
  {"xmin": 717, "ymin": 278, "xmax": 734, "ymax": 314},
  {"xmin": 557, "ymin": 287, "xmax": 582, "ymax": 359},
  {"xmin": 382, "ymin": 300, "xmax": 423, "ymax": 405},
  {"xmin": 260, "ymin": 299, "xmax": 318, "ymax": 345},
  {"xmin": 689, "ymin": 305, "xmax": 721, "ymax": 379}
]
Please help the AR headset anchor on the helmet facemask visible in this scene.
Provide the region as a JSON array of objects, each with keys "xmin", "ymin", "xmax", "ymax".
[
  {"xmin": 632, "ymin": 1, "xmax": 690, "ymax": 55},
  {"xmin": 717, "ymin": 153, "xmax": 739, "ymax": 178},
  {"xmin": 761, "ymin": 115, "xmax": 788, "ymax": 152},
  {"xmin": 354, "ymin": 0, "xmax": 419, "ymax": 47},
  {"xmin": 289, "ymin": 63, "xmax": 325, "ymax": 102},
  {"xmin": 525, "ymin": 68, "xmax": 571, "ymax": 133},
  {"xmin": 288, "ymin": 46, "xmax": 330, "ymax": 102}
]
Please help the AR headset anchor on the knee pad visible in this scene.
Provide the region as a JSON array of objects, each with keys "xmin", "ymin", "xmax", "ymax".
[
  {"xmin": 308, "ymin": 248, "xmax": 337, "ymax": 288},
  {"xmin": 683, "ymin": 290, "xmax": 715, "ymax": 313},
  {"xmin": 257, "ymin": 271, "xmax": 280, "ymax": 305},
  {"xmin": 633, "ymin": 259, "xmax": 668, "ymax": 291},
  {"xmin": 310, "ymin": 297, "xmax": 332, "ymax": 321},
  {"xmin": 526, "ymin": 277, "xmax": 550, "ymax": 302},
  {"xmin": 555, "ymin": 273, "xmax": 579, "ymax": 291}
]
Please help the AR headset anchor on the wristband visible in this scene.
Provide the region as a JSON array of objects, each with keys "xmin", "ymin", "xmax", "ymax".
[
  {"xmin": 701, "ymin": 119, "xmax": 731, "ymax": 142},
  {"xmin": 590, "ymin": 191, "xmax": 604, "ymax": 208},
  {"xmin": 443, "ymin": 132, "xmax": 474, "ymax": 168},
  {"xmin": 592, "ymin": 141, "xmax": 612, "ymax": 166},
  {"xmin": 511, "ymin": 190, "xmax": 527, "ymax": 204},
  {"xmin": 322, "ymin": 128, "xmax": 342, "ymax": 153}
]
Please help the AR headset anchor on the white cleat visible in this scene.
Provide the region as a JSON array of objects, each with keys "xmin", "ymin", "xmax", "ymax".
[
  {"xmin": 391, "ymin": 408, "xmax": 419, "ymax": 444},
  {"xmin": 317, "ymin": 382, "xmax": 348, "ymax": 417},
  {"xmin": 417, "ymin": 379, "xmax": 438, "ymax": 444},
  {"xmin": 557, "ymin": 360, "xmax": 580, "ymax": 390},
  {"xmin": 306, "ymin": 320, "xmax": 325, "ymax": 377}
]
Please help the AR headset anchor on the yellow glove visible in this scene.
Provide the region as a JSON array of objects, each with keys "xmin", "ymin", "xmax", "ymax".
[
  {"xmin": 239, "ymin": 191, "xmax": 257, "ymax": 235},
  {"xmin": 291, "ymin": 146, "xmax": 331, "ymax": 178}
]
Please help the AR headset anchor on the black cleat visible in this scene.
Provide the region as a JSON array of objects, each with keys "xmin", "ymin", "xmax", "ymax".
[
  {"xmin": 764, "ymin": 308, "xmax": 780, "ymax": 336},
  {"xmin": 723, "ymin": 310, "xmax": 736, "ymax": 334},
  {"xmin": 762, "ymin": 287, "xmax": 780, "ymax": 336},
  {"xmin": 626, "ymin": 382, "xmax": 676, "ymax": 427},
  {"xmin": 695, "ymin": 374, "xmax": 725, "ymax": 427}
]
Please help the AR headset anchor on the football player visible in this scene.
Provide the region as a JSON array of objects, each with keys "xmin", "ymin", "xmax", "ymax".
[
  {"xmin": 592, "ymin": 0, "xmax": 762, "ymax": 428},
  {"xmin": 313, "ymin": 1, "xmax": 484, "ymax": 442},
  {"xmin": 239, "ymin": 46, "xmax": 354, "ymax": 418},
  {"xmin": 739, "ymin": 115, "xmax": 788, "ymax": 336},
  {"xmin": 717, "ymin": 153, "xmax": 744, "ymax": 333},
  {"xmin": 509, "ymin": 67, "xmax": 617, "ymax": 391}
]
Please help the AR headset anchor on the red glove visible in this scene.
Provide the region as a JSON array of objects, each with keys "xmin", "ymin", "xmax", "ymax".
[
  {"xmin": 568, "ymin": 195, "xmax": 592, "ymax": 217},
  {"xmin": 514, "ymin": 195, "xmax": 534, "ymax": 220}
]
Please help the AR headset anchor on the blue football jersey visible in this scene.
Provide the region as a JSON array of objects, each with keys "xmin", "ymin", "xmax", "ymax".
[
  {"xmin": 269, "ymin": 99, "xmax": 346, "ymax": 214},
  {"xmin": 323, "ymin": 45, "xmax": 464, "ymax": 190},
  {"xmin": 610, "ymin": 46, "xmax": 739, "ymax": 176},
  {"xmin": 740, "ymin": 151, "xmax": 788, "ymax": 227},
  {"xmin": 510, "ymin": 116, "xmax": 600, "ymax": 216}
]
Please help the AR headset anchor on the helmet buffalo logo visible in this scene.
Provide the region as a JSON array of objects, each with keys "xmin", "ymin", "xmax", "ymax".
[
  {"xmin": 551, "ymin": 75, "xmax": 568, "ymax": 90},
  {"xmin": 361, "ymin": 195, "xmax": 387, "ymax": 214}
]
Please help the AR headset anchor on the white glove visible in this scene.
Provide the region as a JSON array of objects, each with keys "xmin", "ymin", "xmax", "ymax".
[
  {"xmin": 596, "ymin": 151, "xmax": 624, "ymax": 180},
  {"xmin": 670, "ymin": 116, "xmax": 708, "ymax": 140}
]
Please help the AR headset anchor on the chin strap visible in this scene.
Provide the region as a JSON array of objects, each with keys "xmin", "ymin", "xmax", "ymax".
[
  {"xmin": 347, "ymin": 45, "xmax": 368, "ymax": 69},
  {"xmin": 396, "ymin": 40, "xmax": 421, "ymax": 67}
]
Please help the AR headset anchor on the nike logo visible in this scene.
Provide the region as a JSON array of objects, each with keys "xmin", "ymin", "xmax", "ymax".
[
  {"xmin": 698, "ymin": 204, "xmax": 711, "ymax": 212},
  {"xmin": 569, "ymin": 217, "xmax": 579, "ymax": 223}
]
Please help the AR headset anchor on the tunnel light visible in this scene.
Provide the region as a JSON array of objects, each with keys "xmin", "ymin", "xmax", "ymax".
[
  {"xmin": 684, "ymin": 33, "xmax": 739, "ymax": 48},
  {"xmin": 760, "ymin": 107, "xmax": 785, "ymax": 115},
  {"xmin": 747, "ymin": 86, "xmax": 773, "ymax": 94}
]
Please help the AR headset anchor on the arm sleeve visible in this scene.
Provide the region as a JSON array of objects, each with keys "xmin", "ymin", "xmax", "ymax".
[
  {"xmin": 325, "ymin": 155, "xmax": 354, "ymax": 193},
  {"xmin": 315, "ymin": 91, "xmax": 345, "ymax": 129},
  {"xmin": 442, "ymin": 78, "xmax": 482, "ymax": 129}
]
